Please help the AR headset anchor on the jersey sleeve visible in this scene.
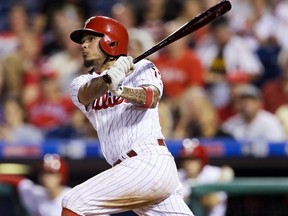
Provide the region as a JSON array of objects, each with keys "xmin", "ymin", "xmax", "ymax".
[
  {"xmin": 70, "ymin": 72, "xmax": 99, "ymax": 114},
  {"xmin": 17, "ymin": 179, "xmax": 40, "ymax": 215},
  {"xmin": 129, "ymin": 60, "xmax": 164, "ymax": 98}
]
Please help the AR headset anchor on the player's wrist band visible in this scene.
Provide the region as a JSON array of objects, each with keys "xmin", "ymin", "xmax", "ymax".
[{"xmin": 141, "ymin": 86, "xmax": 154, "ymax": 108}]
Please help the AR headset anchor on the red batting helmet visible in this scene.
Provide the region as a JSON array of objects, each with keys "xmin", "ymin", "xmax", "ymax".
[
  {"xmin": 41, "ymin": 154, "xmax": 68, "ymax": 185},
  {"xmin": 179, "ymin": 138, "xmax": 208, "ymax": 165},
  {"xmin": 70, "ymin": 16, "xmax": 129, "ymax": 57}
]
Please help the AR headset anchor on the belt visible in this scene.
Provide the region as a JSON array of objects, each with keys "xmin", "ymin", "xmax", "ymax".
[{"xmin": 113, "ymin": 139, "xmax": 166, "ymax": 166}]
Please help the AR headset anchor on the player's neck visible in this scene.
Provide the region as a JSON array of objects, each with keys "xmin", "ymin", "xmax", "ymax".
[
  {"xmin": 94, "ymin": 59, "xmax": 116, "ymax": 74},
  {"xmin": 47, "ymin": 185, "xmax": 65, "ymax": 199}
]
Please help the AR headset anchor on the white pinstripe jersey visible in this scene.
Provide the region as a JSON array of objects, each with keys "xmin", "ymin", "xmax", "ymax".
[{"xmin": 70, "ymin": 60, "xmax": 165, "ymax": 165}]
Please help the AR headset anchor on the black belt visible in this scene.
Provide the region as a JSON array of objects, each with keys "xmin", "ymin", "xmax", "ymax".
[{"xmin": 113, "ymin": 139, "xmax": 166, "ymax": 166}]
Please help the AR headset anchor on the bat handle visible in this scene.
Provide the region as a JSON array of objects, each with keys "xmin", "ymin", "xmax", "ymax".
[
  {"xmin": 103, "ymin": 74, "xmax": 112, "ymax": 84},
  {"xmin": 102, "ymin": 58, "xmax": 139, "ymax": 84}
]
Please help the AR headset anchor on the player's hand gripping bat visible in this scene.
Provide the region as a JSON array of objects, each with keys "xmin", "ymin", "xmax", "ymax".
[{"xmin": 103, "ymin": 0, "xmax": 232, "ymax": 84}]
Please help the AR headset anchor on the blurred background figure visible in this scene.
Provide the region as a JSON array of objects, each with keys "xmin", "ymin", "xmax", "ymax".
[
  {"xmin": 153, "ymin": 20, "xmax": 205, "ymax": 125},
  {"xmin": 233, "ymin": 0, "xmax": 277, "ymax": 50},
  {"xmin": 45, "ymin": 107, "xmax": 95, "ymax": 139},
  {"xmin": 111, "ymin": 0, "xmax": 156, "ymax": 60},
  {"xmin": 158, "ymin": 100, "xmax": 175, "ymax": 139},
  {"xmin": 177, "ymin": 138, "xmax": 234, "ymax": 216},
  {"xmin": 26, "ymin": 69, "xmax": 74, "ymax": 134},
  {"xmin": 0, "ymin": 3, "xmax": 30, "ymax": 59},
  {"xmin": 45, "ymin": 26, "xmax": 85, "ymax": 96},
  {"xmin": 1, "ymin": 30, "xmax": 44, "ymax": 106},
  {"xmin": 273, "ymin": 0, "xmax": 288, "ymax": 50},
  {"xmin": 139, "ymin": 0, "xmax": 181, "ymax": 43},
  {"xmin": 0, "ymin": 153, "xmax": 71, "ymax": 216},
  {"xmin": 0, "ymin": 96, "xmax": 43, "ymax": 144},
  {"xmin": 262, "ymin": 49, "xmax": 288, "ymax": 113},
  {"xmin": 173, "ymin": 86, "xmax": 232, "ymax": 139},
  {"xmin": 221, "ymin": 84, "xmax": 286, "ymax": 143},
  {"xmin": 175, "ymin": 0, "xmax": 207, "ymax": 47},
  {"xmin": 196, "ymin": 15, "xmax": 263, "ymax": 110},
  {"xmin": 40, "ymin": 2, "xmax": 85, "ymax": 56},
  {"xmin": 275, "ymin": 104, "xmax": 288, "ymax": 139}
]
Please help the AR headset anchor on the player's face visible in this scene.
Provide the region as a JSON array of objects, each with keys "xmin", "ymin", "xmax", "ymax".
[
  {"xmin": 81, "ymin": 34, "xmax": 106, "ymax": 68},
  {"xmin": 182, "ymin": 159, "xmax": 202, "ymax": 178},
  {"xmin": 40, "ymin": 172, "xmax": 62, "ymax": 189}
]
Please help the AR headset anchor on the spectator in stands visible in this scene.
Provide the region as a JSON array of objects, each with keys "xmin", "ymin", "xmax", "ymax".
[
  {"xmin": 1, "ymin": 30, "xmax": 44, "ymax": 106},
  {"xmin": 221, "ymin": 84, "xmax": 286, "ymax": 142},
  {"xmin": 0, "ymin": 3, "xmax": 29, "ymax": 59},
  {"xmin": 153, "ymin": 20, "xmax": 205, "ymax": 119},
  {"xmin": 228, "ymin": 0, "xmax": 282, "ymax": 88},
  {"xmin": 0, "ymin": 154, "xmax": 71, "ymax": 216},
  {"xmin": 0, "ymin": 65, "xmax": 4, "ymax": 124},
  {"xmin": 262, "ymin": 49, "xmax": 288, "ymax": 113},
  {"xmin": 46, "ymin": 26, "xmax": 85, "ymax": 96},
  {"xmin": 196, "ymin": 15, "xmax": 263, "ymax": 110},
  {"xmin": 235, "ymin": 0, "xmax": 277, "ymax": 50},
  {"xmin": 273, "ymin": 0, "xmax": 288, "ymax": 50},
  {"xmin": 41, "ymin": 4, "xmax": 85, "ymax": 56},
  {"xmin": 26, "ymin": 69, "xmax": 74, "ymax": 133},
  {"xmin": 177, "ymin": 138, "xmax": 234, "ymax": 216},
  {"xmin": 175, "ymin": 0, "xmax": 207, "ymax": 47},
  {"xmin": 45, "ymin": 108, "xmax": 92, "ymax": 139},
  {"xmin": 111, "ymin": 1, "xmax": 156, "ymax": 60},
  {"xmin": 139, "ymin": 0, "xmax": 181, "ymax": 43},
  {"xmin": 275, "ymin": 104, "xmax": 288, "ymax": 139},
  {"xmin": 245, "ymin": 0, "xmax": 282, "ymax": 87},
  {"xmin": 158, "ymin": 100, "xmax": 175, "ymax": 139},
  {"xmin": 173, "ymin": 86, "xmax": 232, "ymax": 139},
  {"xmin": 217, "ymin": 71, "xmax": 252, "ymax": 123},
  {"xmin": 0, "ymin": 96, "xmax": 43, "ymax": 144}
]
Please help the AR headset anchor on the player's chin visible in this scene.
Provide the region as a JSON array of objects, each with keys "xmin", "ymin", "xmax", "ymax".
[{"xmin": 83, "ymin": 59, "xmax": 96, "ymax": 68}]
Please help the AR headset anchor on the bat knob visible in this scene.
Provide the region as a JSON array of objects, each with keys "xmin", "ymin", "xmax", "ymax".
[{"xmin": 103, "ymin": 74, "xmax": 112, "ymax": 84}]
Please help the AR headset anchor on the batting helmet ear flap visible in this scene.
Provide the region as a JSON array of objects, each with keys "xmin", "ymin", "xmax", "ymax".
[{"xmin": 99, "ymin": 35, "xmax": 123, "ymax": 57}]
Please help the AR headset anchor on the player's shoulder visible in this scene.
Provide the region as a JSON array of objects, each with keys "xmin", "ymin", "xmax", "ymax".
[
  {"xmin": 134, "ymin": 59, "xmax": 156, "ymax": 72},
  {"xmin": 18, "ymin": 179, "xmax": 46, "ymax": 196}
]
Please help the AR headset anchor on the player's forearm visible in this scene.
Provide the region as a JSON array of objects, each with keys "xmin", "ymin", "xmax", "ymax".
[
  {"xmin": 78, "ymin": 76, "xmax": 108, "ymax": 105},
  {"xmin": 121, "ymin": 86, "xmax": 159, "ymax": 108}
]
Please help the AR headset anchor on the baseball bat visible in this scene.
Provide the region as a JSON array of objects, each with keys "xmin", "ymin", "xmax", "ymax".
[{"xmin": 103, "ymin": 0, "xmax": 232, "ymax": 84}]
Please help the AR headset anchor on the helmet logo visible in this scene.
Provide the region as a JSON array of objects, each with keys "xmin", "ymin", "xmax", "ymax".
[{"xmin": 84, "ymin": 17, "xmax": 93, "ymax": 28}]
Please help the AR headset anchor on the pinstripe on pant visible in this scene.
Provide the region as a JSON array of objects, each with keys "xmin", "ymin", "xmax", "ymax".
[{"xmin": 62, "ymin": 146, "xmax": 194, "ymax": 216}]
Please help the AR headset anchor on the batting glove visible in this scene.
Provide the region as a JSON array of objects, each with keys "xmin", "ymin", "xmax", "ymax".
[
  {"xmin": 105, "ymin": 66, "xmax": 125, "ymax": 96},
  {"xmin": 113, "ymin": 56, "xmax": 135, "ymax": 76}
]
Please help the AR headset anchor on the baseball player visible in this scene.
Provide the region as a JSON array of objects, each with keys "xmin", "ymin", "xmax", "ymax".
[
  {"xmin": 0, "ymin": 154, "xmax": 71, "ymax": 216},
  {"xmin": 178, "ymin": 139, "xmax": 234, "ymax": 216},
  {"xmin": 61, "ymin": 16, "xmax": 194, "ymax": 216}
]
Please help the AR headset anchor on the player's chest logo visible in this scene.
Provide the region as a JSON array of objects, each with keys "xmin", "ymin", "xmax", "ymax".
[{"xmin": 92, "ymin": 92, "xmax": 126, "ymax": 110}]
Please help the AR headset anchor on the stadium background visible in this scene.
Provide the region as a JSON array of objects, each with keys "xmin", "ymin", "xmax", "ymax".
[{"xmin": 1, "ymin": 0, "xmax": 288, "ymax": 215}]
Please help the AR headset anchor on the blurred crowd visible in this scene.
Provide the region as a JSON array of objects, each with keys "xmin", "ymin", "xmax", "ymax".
[{"xmin": 0, "ymin": 0, "xmax": 288, "ymax": 145}]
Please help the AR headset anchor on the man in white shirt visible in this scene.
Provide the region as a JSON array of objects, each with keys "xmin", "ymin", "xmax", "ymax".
[{"xmin": 221, "ymin": 84, "xmax": 286, "ymax": 143}]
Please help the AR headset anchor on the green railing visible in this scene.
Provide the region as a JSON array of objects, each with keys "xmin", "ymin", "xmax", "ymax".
[{"xmin": 189, "ymin": 178, "xmax": 288, "ymax": 216}]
